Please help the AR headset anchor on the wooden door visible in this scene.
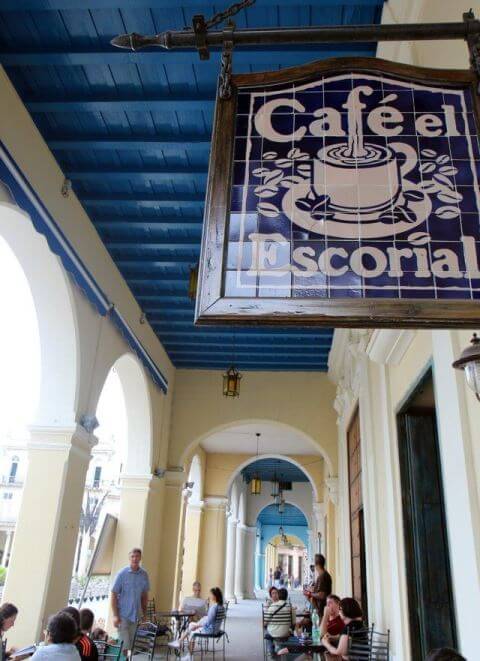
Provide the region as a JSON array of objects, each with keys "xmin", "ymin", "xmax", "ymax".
[
  {"xmin": 347, "ymin": 409, "xmax": 368, "ymax": 618},
  {"xmin": 398, "ymin": 410, "xmax": 457, "ymax": 658}
]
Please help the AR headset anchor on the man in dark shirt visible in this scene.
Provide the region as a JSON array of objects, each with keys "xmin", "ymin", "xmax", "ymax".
[{"xmin": 303, "ymin": 555, "xmax": 332, "ymax": 616}]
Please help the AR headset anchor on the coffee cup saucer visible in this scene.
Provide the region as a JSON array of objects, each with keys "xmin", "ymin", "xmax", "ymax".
[{"xmin": 282, "ymin": 179, "xmax": 431, "ymax": 239}]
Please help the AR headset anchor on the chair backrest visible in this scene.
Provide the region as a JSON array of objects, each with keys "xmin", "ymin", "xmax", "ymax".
[
  {"xmin": 264, "ymin": 603, "xmax": 293, "ymax": 627},
  {"xmin": 93, "ymin": 639, "xmax": 123, "ymax": 660},
  {"xmin": 348, "ymin": 624, "xmax": 390, "ymax": 661},
  {"xmin": 132, "ymin": 621, "xmax": 159, "ymax": 659},
  {"xmin": 145, "ymin": 598, "xmax": 157, "ymax": 623},
  {"xmin": 215, "ymin": 605, "xmax": 226, "ymax": 625}
]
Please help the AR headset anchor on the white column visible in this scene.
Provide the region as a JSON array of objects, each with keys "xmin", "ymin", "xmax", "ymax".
[
  {"xmin": 313, "ymin": 502, "xmax": 326, "ymax": 555},
  {"xmin": 243, "ymin": 525, "xmax": 257, "ymax": 599},
  {"xmin": 3, "ymin": 531, "xmax": 13, "ymax": 567},
  {"xmin": 224, "ymin": 515, "xmax": 238, "ymax": 602},
  {"xmin": 432, "ymin": 330, "xmax": 480, "ymax": 660},
  {"xmin": 307, "ymin": 529, "xmax": 315, "ymax": 564},
  {"xmin": 234, "ymin": 524, "xmax": 247, "ymax": 599}
]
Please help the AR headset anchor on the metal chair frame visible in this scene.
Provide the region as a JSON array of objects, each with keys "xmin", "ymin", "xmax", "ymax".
[
  {"xmin": 348, "ymin": 624, "xmax": 390, "ymax": 660},
  {"xmin": 131, "ymin": 621, "xmax": 159, "ymax": 660},
  {"xmin": 191, "ymin": 605, "xmax": 228, "ymax": 660},
  {"xmin": 262, "ymin": 603, "xmax": 295, "ymax": 660},
  {"xmin": 93, "ymin": 639, "xmax": 124, "ymax": 661}
]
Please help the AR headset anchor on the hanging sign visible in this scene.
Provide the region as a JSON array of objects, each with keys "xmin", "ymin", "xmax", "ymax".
[{"xmin": 196, "ymin": 58, "xmax": 480, "ymax": 327}]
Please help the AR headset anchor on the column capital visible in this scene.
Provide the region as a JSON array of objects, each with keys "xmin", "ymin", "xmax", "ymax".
[
  {"xmin": 187, "ymin": 500, "xmax": 204, "ymax": 513},
  {"xmin": 119, "ymin": 474, "xmax": 163, "ymax": 493},
  {"xmin": 326, "ymin": 477, "xmax": 339, "ymax": 505},
  {"xmin": 204, "ymin": 496, "xmax": 229, "ymax": 511},
  {"xmin": 27, "ymin": 424, "xmax": 97, "ymax": 461},
  {"xmin": 164, "ymin": 468, "xmax": 187, "ymax": 488},
  {"xmin": 312, "ymin": 501, "xmax": 326, "ymax": 523}
]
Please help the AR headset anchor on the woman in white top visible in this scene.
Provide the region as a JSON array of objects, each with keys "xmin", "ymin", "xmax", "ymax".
[
  {"xmin": 30, "ymin": 612, "xmax": 80, "ymax": 660},
  {"xmin": 180, "ymin": 581, "xmax": 207, "ymax": 620}
]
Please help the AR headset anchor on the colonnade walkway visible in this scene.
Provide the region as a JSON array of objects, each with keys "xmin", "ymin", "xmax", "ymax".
[{"xmin": 154, "ymin": 590, "xmax": 307, "ymax": 659}]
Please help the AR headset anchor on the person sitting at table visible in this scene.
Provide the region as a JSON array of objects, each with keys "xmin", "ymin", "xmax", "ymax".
[
  {"xmin": 77, "ymin": 609, "xmax": 98, "ymax": 661},
  {"xmin": 0, "ymin": 602, "xmax": 18, "ymax": 659},
  {"xmin": 265, "ymin": 586, "xmax": 280, "ymax": 607},
  {"xmin": 169, "ymin": 587, "xmax": 224, "ymax": 661},
  {"xmin": 321, "ymin": 597, "xmax": 366, "ymax": 659},
  {"xmin": 180, "ymin": 581, "xmax": 207, "ymax": 620},
  {"xmin": 320, "ymin": 595, "xmax": 344, "ymax": 638},
  {"xmin": 264, "ymin": 588, "xmax": 295, "ymax": 659},
  {"xmin": 30, "ymin": 612, "xmax": 80, "ymax": 660}
]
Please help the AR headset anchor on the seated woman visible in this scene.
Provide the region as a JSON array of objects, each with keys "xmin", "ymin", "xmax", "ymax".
[
  {"xmin": 31, "ymin": 612, "xmax": 80, "ymax": 660},
  {"xmin": 180, "ymin": 581, "xmax": 208, "ymax": 621},
  {"xmin": 321, "ymin": 597, "xmax": 366, "ymax": 660},
  {"xmin": 0, "ymin": 603, "xmax": 18, "ymax": 659},
  {"xmin": 169, "ymin": 587, "xmax": 224, "ymax": 661},
  {"xmin": 264, "ymin": 588, "xmax": 295, "ymax": 659}
]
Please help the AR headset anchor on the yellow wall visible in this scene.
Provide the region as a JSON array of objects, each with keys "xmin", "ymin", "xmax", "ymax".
[{"xmin": 170, "ymin": 370, "xmax": 338, "ymax": 474}]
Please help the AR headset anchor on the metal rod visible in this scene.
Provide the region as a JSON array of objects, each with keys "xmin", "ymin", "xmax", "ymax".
[{"xmin": 111, "ymin": 20, "xmax": 480, "ymax": 51}]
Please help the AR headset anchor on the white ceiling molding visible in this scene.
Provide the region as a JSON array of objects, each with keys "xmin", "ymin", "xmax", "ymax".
[{"xmin": 367, "ymin": 330, "xmax": 416, "ymax": 366}]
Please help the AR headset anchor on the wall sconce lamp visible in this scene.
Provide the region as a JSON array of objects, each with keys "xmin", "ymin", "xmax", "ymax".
[{"xmin": 452, "ymin": 333, "xmax": 480, "ymax": 401}]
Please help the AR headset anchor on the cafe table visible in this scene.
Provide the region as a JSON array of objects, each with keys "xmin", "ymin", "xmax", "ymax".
[
  {"xmin": 280, "ymin": 636, "xmax": 326, "ymax": 660},
  {"xmin": 156, "ymin": 609, "xmax": 197, "ymax": 638}
]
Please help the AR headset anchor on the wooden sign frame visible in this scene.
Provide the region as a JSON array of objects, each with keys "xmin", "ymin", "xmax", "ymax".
[{"xmin": 195, "ymin": 57, "xmax": 480, "ymax": 328}]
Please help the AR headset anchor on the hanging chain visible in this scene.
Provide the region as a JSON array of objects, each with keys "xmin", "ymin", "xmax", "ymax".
[
  {"xmin": 205, "ymin": 0, "xmax": 256, "ymax": 30},
  {"xmin": 219, "ymin": 25, "xmax": 234, "ymax": 100}
]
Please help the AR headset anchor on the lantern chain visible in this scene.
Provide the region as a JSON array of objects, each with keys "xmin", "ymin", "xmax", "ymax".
[
  {"xmin": 205, "ymin": 0, "xmax": 256, "ymax": 30},
  {"xmin": 464, "ymin": 10, "xmax": 480, "ymax": 86}
]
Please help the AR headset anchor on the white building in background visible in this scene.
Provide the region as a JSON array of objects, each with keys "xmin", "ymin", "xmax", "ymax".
[{"xmin": 0, "ymin": 429, "xmax": 123, "ymax": 575}]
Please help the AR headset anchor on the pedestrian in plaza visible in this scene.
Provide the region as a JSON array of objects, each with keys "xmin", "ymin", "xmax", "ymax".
[
  {"xmin": 303, "ymin": 555, "xmax": 332, "ymax": 617},
  {"xmin": 111, "ymin": 548, "xmax": 150, "ymax": 657}
]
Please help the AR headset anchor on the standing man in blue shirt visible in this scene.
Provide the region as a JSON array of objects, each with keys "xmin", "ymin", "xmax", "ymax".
[{"xmin": 111, "ymin": 547, "xmax": 150, "ymax": 656}]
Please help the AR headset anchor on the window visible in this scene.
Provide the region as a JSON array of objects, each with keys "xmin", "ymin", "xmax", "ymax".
[
  {"xmin": 3, "ymin": 493, "xmax": 13, "ymax": 500},
  {"xmin": 93, "ymin": 466, "xmax": 102, "ymax": 489},
  {"xmin": 8, "ymin": 458, "xmax": 19, "ymax": 484}
]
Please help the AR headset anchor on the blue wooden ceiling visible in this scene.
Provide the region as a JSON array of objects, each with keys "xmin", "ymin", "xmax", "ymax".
[
  {"xmin": 258, "ymin": 503, "xmax": 307, "ymax": 526},
  {"xmin": 0, "ymin": 0, "xmax": 384, "ymax": 371},
  {"xmin": 242, "ymin": 458, "xmax": 309, "ymax": 483}
]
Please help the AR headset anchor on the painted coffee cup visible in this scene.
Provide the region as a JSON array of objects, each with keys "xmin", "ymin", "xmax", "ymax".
[{"xmin": 314, "ymin": 142, "xmax": 401, "ymax": 218}]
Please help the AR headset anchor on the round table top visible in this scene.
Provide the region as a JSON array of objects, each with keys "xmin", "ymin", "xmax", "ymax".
[{"xmin": 156, "ymin": 609, "xmax": 197, "ymax": 617}]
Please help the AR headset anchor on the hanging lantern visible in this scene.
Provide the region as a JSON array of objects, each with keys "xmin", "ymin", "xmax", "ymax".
[
  {"xmin": 188, "ymin": 264, "xmax": 199, "ymax": 301},
  {"xmin": 251, "ymin": 477, "xmax": 262, "ymax": 495},
  {"xmin": 250, "ymin": 432, "xmax": 262, "ymax": 494},
  {"xmin": 452, "ymin": 333, "xmax": 480, "ymax": 401},
  {"xmin": 223, "ymin": 365, "xmax": 242, "ymax": 397}
]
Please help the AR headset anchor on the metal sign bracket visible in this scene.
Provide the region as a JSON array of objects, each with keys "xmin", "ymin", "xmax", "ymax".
[{"xmin": 219, "ymin": 24, "xmax": 235, "ymax": 100}]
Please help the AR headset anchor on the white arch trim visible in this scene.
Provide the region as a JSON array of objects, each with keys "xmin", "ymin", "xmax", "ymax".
[
  {"xmin": 180, "ymin": 418, "xmax": 332, "ymax": 475},
  {"xmin": 187, "ymin": 454, "xmax": 203, "ymax": 505},
  {"xmin": 0, "ymin": 145, "xmax": 168, "ymax": 392},
  {"xmin": 0, "ymin": 201, "xmax": 78, "ymax": 427},
  {"xmin": 111, "ymin": 352, "xmax": 153, "ymax": 475},
  {"xmin": 226, "ymin": 454, "xmax": 319, "ymax": 502}
]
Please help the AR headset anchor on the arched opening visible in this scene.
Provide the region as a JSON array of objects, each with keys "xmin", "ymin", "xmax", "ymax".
[
  {"xmin": 258, "ymin": 504, "xmax": 308, "ymax": 591},
  {"xmin": 0, "ymin": 203, "xmax": 77, "ymax": 577},
  {"xmin": 70, "ymin": 352, "xmax": 151, "ymax": 624}
]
